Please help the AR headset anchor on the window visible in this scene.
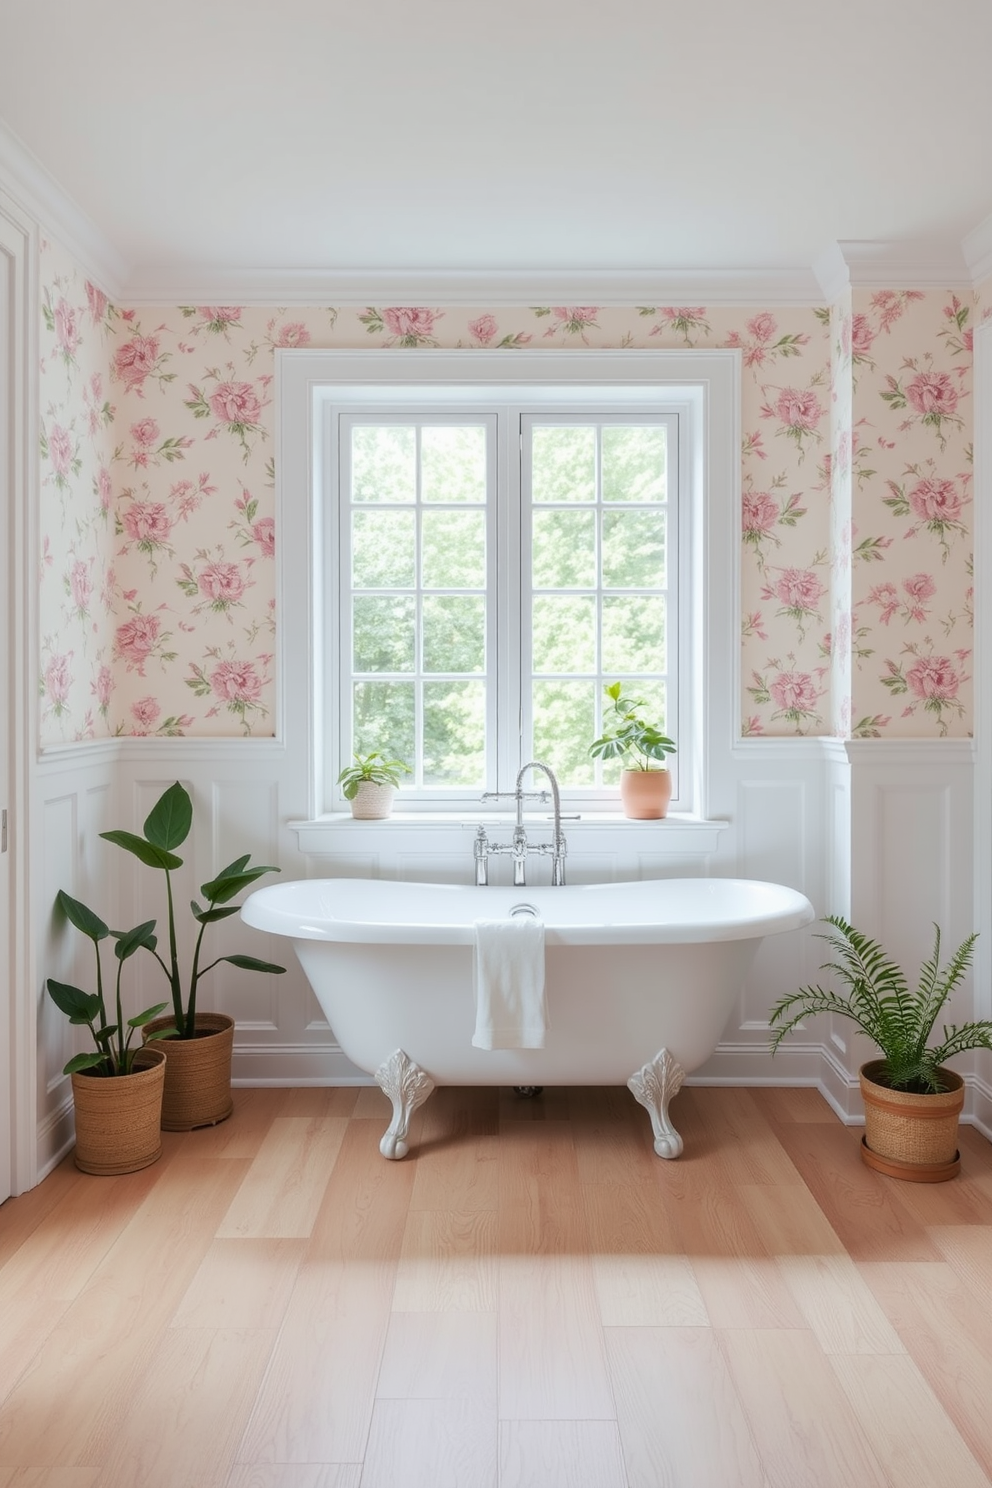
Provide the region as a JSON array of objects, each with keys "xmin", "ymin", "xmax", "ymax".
[{"xmin": 278, "ymin": 349, "xmax": 740, "ymax": 822}]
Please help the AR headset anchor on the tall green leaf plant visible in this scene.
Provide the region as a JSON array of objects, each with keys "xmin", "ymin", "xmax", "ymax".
[
  {"xmin": 769, "ymin": 915, "xmax": 992, "ymax": 1093},
  {"xmin": 100, "ymin": 781, "xmax": 285, "ymax": 1039}
]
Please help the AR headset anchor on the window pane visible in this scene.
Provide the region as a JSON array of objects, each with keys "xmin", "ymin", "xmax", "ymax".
[
  {"xmin": 532, "ymin": 681, "xmax": 596, "ymax": 786},
  {"xmin": 602, "ymin": 596, "xmax": 666, "ymax": 674},
  {"xmin": 353, "ymin": 595, "xmax": 416, "ymax": 672},
  {"xmin": 353, "ymin": 681, "xmax": 415, "ymax": 765},
  {"xmin": 423, "ymin": 596, "xmax": 485, "ymax": 673},
  {"xmin": 352, "ymin": 510, "xmax": 416, "ymax": 589},
  {"xmin": 422, "ymin": 510, "xmax": 486, "ymax": 589},
  {"xmin": 532, "ymin": 510, "xmax": 596, "ymax": 589},
  {"xmin": 422, "ymin": 426, "xmax": 487, "ymax": 503},
  {"xmin": 532, "ymin": 595, "xmax": 596, "ymax": 674},
  {"xmin": 532, "ymin": 426, "xmax": 596, "ymax": 503},
  {"xmin": 602, "ymin": 426, "xmax": 666, "ymax": 503},
  {"xmin": 602, "ymin": 510, "xmax": 666, "ymax": 589},
  {"xmin": 352, "ymin": 425, "xmax": 416, "ymax": 503},
  {"xmin": 423, "ymin": 682, "xmax": 486, "ymax": 785}
]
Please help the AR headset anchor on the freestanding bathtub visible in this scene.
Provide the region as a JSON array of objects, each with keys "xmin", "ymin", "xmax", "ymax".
[{"xmin": 241, "ymin": 877, "xmax": 814, "ymax": 1160}]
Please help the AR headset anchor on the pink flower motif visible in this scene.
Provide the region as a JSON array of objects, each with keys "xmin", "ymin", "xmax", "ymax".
[
  {"xmin": 903, "ymin": 573, "xmax": 936, "ymax": 603},
  {"xmin": 906, "ymin": 371, "xmax": 958, "ymax": 417},
  {"xmin": 769, "ymin": 671, "xmax": 819, "ymax": 715},
  {"xmin": 44, "ymin": 654, "xmax": 72, "ymax": 708},
  {"xmin": 85, "ymin": 282, "xmax": 108, "ymax": 323},
  {"xmin": 208, "ymin": 381, "xmax": 262, "ymax": 427},
  {"xmin": 469, "ymin": 314, "xmax": 498, "ymax": 345},
  {"xmin": 114, "ymin": 614, "xmax": 161, "ymax": 669},
  {"xmin": 209, "ymin": 660, "xmax": 262, "ymax": 702},
  {"xmin": 122, "ymin": 502, "xmax": 174, "ymax": 545},
  {"xmin": 130, "ymin": 417, "xmax": 160, "ymax": 448},
  {"xmin": 908, "ymin": 477, "xmax": 962, "ymax": 524},
  {"xmin": 54, "ymin": 298, "xmax": 81, "ymax": 359},
  {"xmin": 383, "ymin": 307, "xmax": 440, "ymax": 339},
  {"xmin": 97, "ymin": 466, "xmax": 113, "ymax": 513},
  {"xmin": 69, "ymin": 559, "xmax": 92, "ymax": 612},
  {"xmin": 275, "ymin": 321, "xmax": 310, "ymax": 347},
  {"xmin": 868, "ymin": 583, "xmax": 899, "ymax": 624},
  {"xmin": 199, "ymin": 306, "xmax": 242, "ymax": 323},
  {"xmin": 131, "ymin": 696, "xmax": 162, "ymax": 730},
  {"xmin": 48, "ymin": 424, "xmax": 73, "ymax": 479},
  {"xmin": 252, "ymin": 517, "xmax": 275, "ymax": 557},
  {"xmin": 851, "ymin": 314, "xmax": 875, "ymax": 356},
  {"xmin": 776, "ymin": 388, "xmax": 823, "ymax": 432},
  {"xmin": 907, "ymin": 655, "xmax": 961, "ymax": 703},
  {"xmin": 660, "ymin": 307, "xmax": 705, "ymax": 321},
  {"xmin": 773, "ymin": 568, "xmax": 825, "ymax": 612},
  {"xmin": 741, "ymin": 490, "xmax": 779, "ymax": 537},
  {"xmin": 114, "ymin": 335, "xmax": 160, "ymax": 392},
  {"xmin": 198, "ymin": 562, "xmax": 246, "ymax": 603},
  {"xmin": 747, "ymin": 312, "xmax": 776, "ymax": 343},
  {"xmin": 93, "ymin": 664, "xmax": 113, "ymax": 711}
]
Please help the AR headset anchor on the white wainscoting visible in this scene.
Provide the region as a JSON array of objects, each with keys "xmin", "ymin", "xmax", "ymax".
[{"xmin": 29, "ymin": 733, "xmax": 986, "ymax": 1179}]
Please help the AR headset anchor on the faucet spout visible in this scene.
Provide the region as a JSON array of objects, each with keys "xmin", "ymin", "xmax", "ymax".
[{"xmin": 515, "ymin": 761, "xmax": 567, "ymax": 886}]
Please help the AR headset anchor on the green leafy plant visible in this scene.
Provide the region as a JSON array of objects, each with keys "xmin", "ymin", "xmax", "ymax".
[
  {"xmin": 337, "ymin": 751, "xmax": 412, "ymax": 800},
  {"xmin": 588, "ymin": 682, "xmax": 676, "ymax": 771},
  {"xmin": 99, "ymin": 781, "xmax": 285, "ymax": 1040},
  {"xmin": 47, "ymin": 891, "xmax": 176, "ymax": 1076},
  {"xmin": 769, "ymin": 915, "xmax": 992, "ymax": 1093}
]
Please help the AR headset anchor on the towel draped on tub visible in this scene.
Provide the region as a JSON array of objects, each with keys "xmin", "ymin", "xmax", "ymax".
[{"xmin": 471, "ymin": 917, "xmax": 548, "ymax": 1049}]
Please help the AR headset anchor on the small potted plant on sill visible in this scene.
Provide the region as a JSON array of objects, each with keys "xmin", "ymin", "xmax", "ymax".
[
  {"xmin": 769, "ymin": 915, "xmax": 992, "ymax": 1182},
  {"xmin": 47, "ymin": 891, "xmax": 177, "ymax": 1174},
  {"xmin": 338, "ymin": 751, "xmax": 412, "ymax": 819},
  {"xmin": 588, "ymin": 682, "xmax": 677, "ymax": 819},
  {"xmin": 99, "ymin": 781, "xmax": 286, "ymax": 1131}
]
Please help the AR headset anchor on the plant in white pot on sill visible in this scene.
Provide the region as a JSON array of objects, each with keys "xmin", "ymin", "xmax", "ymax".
[
  {"xmin": 769, "ymin": 916, "xmax": 992, "ymax": 1182},
  {"xmin": 589, "ymin": 682, "xmax": 676, "ymax": 819},
  {"xmin": 338, "ymin": 751, "xmax": 412, "ymax": 819}
]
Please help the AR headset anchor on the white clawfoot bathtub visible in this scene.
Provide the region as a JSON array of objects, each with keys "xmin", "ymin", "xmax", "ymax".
[{"xmin": 241, "ymin": 877, "xmax": 814, "ymax": 1160}]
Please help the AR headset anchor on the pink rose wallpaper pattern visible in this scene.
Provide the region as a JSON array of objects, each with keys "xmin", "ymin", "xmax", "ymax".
[{"xmin": 37, "ymin": 240, "xmax": 975, "ymax": 743}]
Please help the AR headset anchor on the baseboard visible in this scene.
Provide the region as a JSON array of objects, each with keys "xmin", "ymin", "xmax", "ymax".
[
  {"xmin": 687, "ymin": 1039, "xmax": 825, "ymax": 1087},
  {"xmin": 35, "ymin": 1094, "xmax": 76, "ymax": 1185},
  {"xmin": 232, "ymin": 1043, "xmax": 374, "ymax": 1085}
]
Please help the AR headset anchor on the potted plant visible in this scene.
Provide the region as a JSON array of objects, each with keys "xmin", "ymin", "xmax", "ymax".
[
  {"xmin": 47, "ymin": 890, "xmax": 176, "ymax": 1173},
  {"xmin": 588, "ymin": 681, "xmax": 677, "ymax": 819},
  {"xmin": 99, "ymin": 781, "xmax": 285, "ymax": 1130},
  {"xmin": 769, "ymin": 915, "xmax": 992, "ymax": 1182},
  {"xmin": 337, "ymin": 751, "xmax": 412, "ymax": 819}
]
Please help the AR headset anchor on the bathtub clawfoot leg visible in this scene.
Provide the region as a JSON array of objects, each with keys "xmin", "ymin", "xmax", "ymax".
[
  {"xmin": 374, "ymin": 1049, "xmax": 435, "ymax": 1159},
  {"xmin": 628, "ymin": 1048, "xmax": 686, "ymax": 1159}
]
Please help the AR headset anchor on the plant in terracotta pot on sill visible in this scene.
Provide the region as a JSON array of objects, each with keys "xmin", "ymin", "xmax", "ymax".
[
  {"xmin": 100, "ymin": 781, "xmax": 286, "ymax": 1131},
  {"xmin": 338, "ymin": 751, "xmax": 412, "ymax": 820},
  {"xmin": 589, "ymin": 682, "xmax": 676, "ymax": 820},
  {"xmin": 769, "ymin": 916, "xmax": 992, "ymax": 1182},
  {"xmin": 47, "ymin": 891, "xmax": 177, "ymax": 1174}
]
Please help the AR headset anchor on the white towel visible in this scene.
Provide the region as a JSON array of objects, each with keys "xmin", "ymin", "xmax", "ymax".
[{"xmin": 472, "ymin": 917, "xmax": 547, "ymax": 1050}]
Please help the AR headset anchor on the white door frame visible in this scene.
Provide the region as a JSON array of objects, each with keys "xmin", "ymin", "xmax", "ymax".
[
  {"xmin": 975, "ymin": 317, "xmax": 992, "ymax": 1031},
  {"xmin": 0, "ymin": 191, "xmax": 38, "ymax": 1197}
]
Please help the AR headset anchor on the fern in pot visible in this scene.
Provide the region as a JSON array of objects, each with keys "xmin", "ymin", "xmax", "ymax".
[
  {"xmin": 101, "ymin": 781, "xmax": 286, "ymax": 1130},
  {"xmin": 769, "ymin": 915, "xmax": 992, "ymax": 1181}
]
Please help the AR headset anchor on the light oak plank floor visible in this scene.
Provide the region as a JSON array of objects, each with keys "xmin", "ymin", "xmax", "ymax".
[{"xmin": 2, "ymin": 1086, "xmax": 991, "ymax": 1488}]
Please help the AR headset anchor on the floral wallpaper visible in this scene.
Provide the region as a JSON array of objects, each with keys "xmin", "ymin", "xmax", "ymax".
[{"xmin": 36, "ymin": 241, "xmax": 976, "ymax": 743}]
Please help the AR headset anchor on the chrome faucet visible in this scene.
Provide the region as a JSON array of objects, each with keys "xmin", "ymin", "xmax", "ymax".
[{"xmin": 473, "ymin": 761, "xmax": 567, "ymax": 886}]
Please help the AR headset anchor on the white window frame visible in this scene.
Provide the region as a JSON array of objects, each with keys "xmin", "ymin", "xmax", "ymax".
[{"xmin": 276, "ymin": 349, "xmax": 741, "ymax": 824}]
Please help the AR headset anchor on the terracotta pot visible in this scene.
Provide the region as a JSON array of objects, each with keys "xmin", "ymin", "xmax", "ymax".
[
  {"xmin": 619, "ymin": 768, "xmax": 673, "ymax": 820},
  {"xmin": 350, "ymin": 781, "xmax": 396, "ymax": 820},
  {"xmin": 70, "ymin": 1046, "xmax": 166, "ymax": 1175},
  {"xmin": 143, "ymin": 1012, "xmax": 235, "ymax": 1130},
  {"xmin": 859, "ymin": 1059, "xmax": 964, "ymax": 1182}
]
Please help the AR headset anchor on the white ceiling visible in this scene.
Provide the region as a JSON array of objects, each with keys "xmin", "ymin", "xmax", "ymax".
[{"xmin": 3, "ymin": 0, "xmax": 992, "ymax": 293}]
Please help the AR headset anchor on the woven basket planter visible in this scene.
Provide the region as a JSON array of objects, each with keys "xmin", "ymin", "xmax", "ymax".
[
  {"xmin": 349, "ymin": 781, "xmax": 396, "ymax": 819},
  {"xmin": 859, "ymin": 1060, "xmax": 964, "ymax": 1183},
  {"xmin": 70, "ymin": 1046, "xmax": 166, "ymax": 1175},
  {"xmin": 143, "ymin": 1012, "xmax": 235, "ymax": 1130}
]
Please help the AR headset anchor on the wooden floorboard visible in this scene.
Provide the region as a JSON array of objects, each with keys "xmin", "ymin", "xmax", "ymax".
[{"xmin": 1, "ymin": 1086, "xmax": 991, "ymax": 1487}]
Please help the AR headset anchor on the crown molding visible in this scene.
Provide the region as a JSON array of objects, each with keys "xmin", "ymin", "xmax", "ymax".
[
  {"xmin": 814, "ymin": 238, "xmax": 972, "ymax": 301},
  {"xmin": 120, "ymin": 263, "xmax": 826, "ymax": 308},
  {"xmin": 0, "ymin": 120, "xmax": 127, "ymax": 298},
  {"xmin": 963, "ymin": 210, "xmax": 992, "ymax": 286}
]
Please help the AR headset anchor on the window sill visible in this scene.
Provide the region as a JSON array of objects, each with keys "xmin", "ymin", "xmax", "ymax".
[{"xmin": 288, "ymin": 811, "xmax": 729, "ymax": 857}]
